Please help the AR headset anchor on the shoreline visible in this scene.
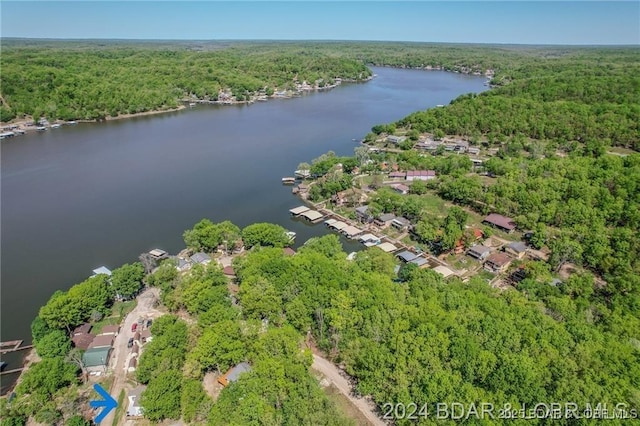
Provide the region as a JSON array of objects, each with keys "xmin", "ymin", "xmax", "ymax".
[{"xmin": 1, "ymin": 66, "xmax": 490, "ymax": 137}]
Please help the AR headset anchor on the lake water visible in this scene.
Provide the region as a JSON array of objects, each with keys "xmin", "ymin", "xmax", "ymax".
[{"xmin": 0, "ymin": 67, "xmax": 486, "ymax": 391}]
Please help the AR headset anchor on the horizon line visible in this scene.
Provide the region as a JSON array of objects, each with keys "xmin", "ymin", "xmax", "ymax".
[{"xmin": 2, "ymin": 37, "xmax": 639, "ymax": 47}]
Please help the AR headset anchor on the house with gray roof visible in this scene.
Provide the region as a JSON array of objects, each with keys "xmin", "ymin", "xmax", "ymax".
[
  {"xmin": 218, "ymin": 362, "xmax": 252, "ymax": 387},
  {"xmin": 190, "ymin": 252, "xmax": 211, "ymax": 265},
  {"xmin": 467, "ymin": 245, "xmax": 492, "ymax": 261}
]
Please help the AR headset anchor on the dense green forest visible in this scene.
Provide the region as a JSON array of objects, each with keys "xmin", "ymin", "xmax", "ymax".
[
  {"xmin": 0, "ymin": 40, "xmax": 372, "ymax": 121},
  {"xmin": 3, "ymin": 216, "xmax": 639, "ymax": 424}
]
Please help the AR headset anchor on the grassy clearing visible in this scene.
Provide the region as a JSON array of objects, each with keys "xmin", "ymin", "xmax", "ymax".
[
  {"xmin": 111, "ymin": 389, "xmax": 125, "ymax": 426},
  {"xmin": 323, "ymin": 384, "xmax": 368, "ymax": 426},
  {"xmin": 91, "ymin": 300, "xmax": 137, "ymax": 334}
]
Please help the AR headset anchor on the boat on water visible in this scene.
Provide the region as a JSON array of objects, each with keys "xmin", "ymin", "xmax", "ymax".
[
  {"xmin": 189, "ymin": 102, "xmax": 197, "ymax": 108},
  {"xmin": 36, "ymin": 126, "xmax": 47, "ymax": 131},
  {"xmin": 51, "ymin": 123, "xmax": 61, "ymax": 129},
  {"xmin": 282, "ymin": 177, "xmax": 296, "ymax": 185},
  {"xmin": 67, "ymin": 121, "xmax": 77, "ymax": 125},
  {"xmin": 285, "ymin": 231, "xmax": 296, "ymax": 242}
]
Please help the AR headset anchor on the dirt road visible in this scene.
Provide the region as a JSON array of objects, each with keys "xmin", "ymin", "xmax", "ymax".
[
  {"xmin": 311, "ymin": 354, "xmax": 386, "ymax": 426},
  {"xmin": 102, "ymin": 287, "xmax": 163, "ymax": 426}
]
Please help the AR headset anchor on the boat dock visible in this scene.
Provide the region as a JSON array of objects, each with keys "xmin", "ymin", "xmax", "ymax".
[
  {"xmin": 0, "ymin": 340, "xmax": 33, "ymax": 354},
  {"xmin": 288, "ymin": 203, "xmax": 455, "ymax": 275}
]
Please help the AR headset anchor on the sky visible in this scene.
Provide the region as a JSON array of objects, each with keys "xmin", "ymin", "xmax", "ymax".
[{"xmin": 1, "ymin": 1, "xmax": 638, "ymax": 45}]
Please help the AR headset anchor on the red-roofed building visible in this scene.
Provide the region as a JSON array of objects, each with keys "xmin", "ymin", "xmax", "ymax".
[
  {"xmin": 72, "ymin": 333, "xmax": 95, "ymax": 350},
  {"xmin": 483, "ymin": 214, "xmax": 517, "ymax": 233},
  {"xmin": 406, "ymin": 170, "xmax": 436, "ymax": 181},
  {"xmin": 283, "ymin": 247, "xmax": 296, "ymax": 256},
  {"xmin": 389, "ymin": 171, "xmax": 406, "ymax": 179},
  {"xmin": 223, "ymin": 266, "xmax": 235, "ymax": 277}
]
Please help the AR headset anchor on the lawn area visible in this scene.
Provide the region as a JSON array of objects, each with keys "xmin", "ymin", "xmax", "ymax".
[
  {"xmin": 323, "ymin": 384, "xmax": 366, "ymax": 426},
  {"xmin": 421, "ymin": 191, "xmax": 450, "ymax": 216},
  {"xmin": 91, "ymin": 300, "xmax": 137, "ymax": 335},
  {"xmin": 477, "ymin": 269, "xmax": 496, "ymax": 283}
]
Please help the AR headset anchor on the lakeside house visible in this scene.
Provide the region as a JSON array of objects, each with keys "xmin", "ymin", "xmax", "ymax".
[
  {"xmin": 283, "ymin": 247, "xmax": 296, "ymax": 256},
  {"xmin": 505, "ymin": 241, "xmax": 528, "ymax": 259},
  {"xmin": 355, "ymin": 206, "xmax": 374, "ymax": 223},
  {"xmin": 218, "ymin": 362, "xmax": 252, "ymax": 387},
  {"xmin": 391, "ymin": 217, "xmax": 411, "ymax": 231},
  {"xmin": 467, "ymin": 245, "xmax": 492, "ymax": 261},
  {"xmin": 484, "ymin": 252, "xmax": 513, "ymax": 273},
  {"xmin": 483, "ymin": 213, "xmax": 517, "ymax": 233},
  {"xmin": 386, "ymin": 135, "xmax": 407, "ymax": 144},
  {"xmin": 374, "ymin": 213, "xmax": 396, "ymax": 228},
  {"xmin": 468, "ymin": 147, "xmax": 481, "ymax": 156},
  {"xmin": 190, "ymin": 252, "xmax": 211, "ymax": 265},
  {"xmin": 175, "ymin": 257, "xmax": 192, "ymax": 272},
  {"xmin": 71, "ymin": 327, "xmax": 95, "ymax": 351},
  {"xmin": 406, "ymin": 170, "xmax": 436, "ymax": 181}
]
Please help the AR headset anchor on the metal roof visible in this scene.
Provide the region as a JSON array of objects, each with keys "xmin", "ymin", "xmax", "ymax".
[
  {"xmin": 397, "ymin": 251, "xmax": 418, "ymax": 262},
  {"xmin": 92, "ymin": 266, "xmax": 112, "ymax": 276},
  {"xmin": 329, "ymin": 221, "xmax": 348, "ymax": 230},
  {"xmin": 82, "ymin": 347, "xmax": 111, "ymax": 367},
  {"xmin": 433, "ymin": 265, "xmax": 455, "ymax": 278},
  {"xmin": 300, "ymin": 210, "xmax": 324, "ymax": 221},
  {"xmin": 377, "ymin": 242, "xmax": 398, "ymax": 252},
  {"xmin": 342, "ymin": 226, "xmax": 363, "ymax": 237},
  {"xmin": 289, "ymin": 206, "xmax": 310, "ymax": 215}
]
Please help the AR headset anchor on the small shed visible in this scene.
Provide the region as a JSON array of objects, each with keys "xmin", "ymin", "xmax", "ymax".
[
  {"xmin": 283, "ymin": 247, "xmax": 297, "ymax": 256},
  {"xmin": 223, "ymin": 266, "xmax": 235, "ymax": 277},
  {"xmin": 391, "ymin": 184, "xmax": 410, "ymax": 194},
  {"xmin": 218, "ymin": 362, "xmax": 252, "ymax": 387},
  {"xmin": 126, "ymin": 386, "xmax": 146, "ymax": 417}
]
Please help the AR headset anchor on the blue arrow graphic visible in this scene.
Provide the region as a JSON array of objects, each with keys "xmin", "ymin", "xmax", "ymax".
[{"xmin": 89, "ymin": 383, "xmax": 118, "ymax": 424}]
